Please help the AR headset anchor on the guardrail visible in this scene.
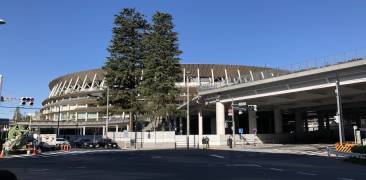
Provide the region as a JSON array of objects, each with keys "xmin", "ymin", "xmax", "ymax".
[
  {"xmin": 326, "ymin": 147, "xmax": 366, "ymax": 159},
  {"xmin": 199, "ymin": 48, "xmax": 366, "ymax": 91}
]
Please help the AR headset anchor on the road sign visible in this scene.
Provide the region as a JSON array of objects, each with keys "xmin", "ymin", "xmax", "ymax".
[
  {"xmin": 228, "ymin": 108, "xmax": 233, "ymax": 116},
  {"xmin": 252, "ymin": 128, "xmax": 257, "ymax": 134},
  {"xmin": 238, "ymin": 102, "xmax": 247, "ymax": 106},
  {"xmin": 238, "ymin": 128, "xmax": 244, "ymax": 134}
]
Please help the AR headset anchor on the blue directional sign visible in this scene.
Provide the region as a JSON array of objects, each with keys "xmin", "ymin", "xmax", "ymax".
[{"xmin": 238, "ymin": 128, "xmax": 244, "ymax": 134}]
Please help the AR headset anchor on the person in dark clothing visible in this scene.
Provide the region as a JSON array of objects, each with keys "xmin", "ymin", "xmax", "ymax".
[{"xmin": 227, "ymin": 136, "xmax": 233, "ymax": 148}]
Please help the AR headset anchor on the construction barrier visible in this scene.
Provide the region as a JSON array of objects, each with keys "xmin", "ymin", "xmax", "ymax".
[
  {"xmin": 335, "ymin": 142, "xmax": 356, "ymax": 153},
  {"xmin": 60, "ymin": 144, "xmax": 71, "ymax": 151}
]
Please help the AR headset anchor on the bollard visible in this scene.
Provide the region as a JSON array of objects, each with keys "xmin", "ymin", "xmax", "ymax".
[
  {"xmin": 0, "ymin": 150, "xmax": 4, "ymax": 158},
  {"xmin": 32, "ymin": 148, "xmax": 37, "ymax": 156}
]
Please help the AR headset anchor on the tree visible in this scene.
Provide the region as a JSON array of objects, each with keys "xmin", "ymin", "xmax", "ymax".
[
  {"xmin": 141, "ymin": 12, "xmax": 182, "ymax": 130},
  {"xmin": 12, "ymin": 107, "xmax": 22, "ymax": 123},
  {"xmin": 102, "ymin": 8, "xmax": 149, "ymax": 131}
]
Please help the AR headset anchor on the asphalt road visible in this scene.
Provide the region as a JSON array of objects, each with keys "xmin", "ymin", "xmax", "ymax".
[{"xmin": 0, "ymin": 149, "xmax": 365, "ymax": 180}]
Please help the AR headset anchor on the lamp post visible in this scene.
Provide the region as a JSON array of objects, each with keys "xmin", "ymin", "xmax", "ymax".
[
  {"xmin": 335, "ymin": 75, "xmax": 345, "ymax": 145},
  {"xmin": 186, "ymin": 72, "xmax": 192, "ymax": 150},
  {"xmin": 57, "ymin": 106, "xmax": 60, "ymax": 136},
  {"xmin": 106, "ymin": 87, "xmax": 109, "ymax": 138},
  {"xmin": 231, "ymin": 99, "xmax": 235, "ymax": 147}
]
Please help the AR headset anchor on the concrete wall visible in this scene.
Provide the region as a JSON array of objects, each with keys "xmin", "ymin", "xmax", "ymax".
[{"xmin": 106, "ymin": 131, "xmax": 293, "ymax": 148}]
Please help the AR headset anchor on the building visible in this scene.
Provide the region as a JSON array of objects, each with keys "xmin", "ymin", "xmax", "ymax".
[{"xmin": 25, "ymin": 64, "xmax": 283, "ymax": 136}]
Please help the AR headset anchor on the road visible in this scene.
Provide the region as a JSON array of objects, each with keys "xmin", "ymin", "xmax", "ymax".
[{"xmin": 0, "ymin": 149, "xmax": 365, "ymax": 180}]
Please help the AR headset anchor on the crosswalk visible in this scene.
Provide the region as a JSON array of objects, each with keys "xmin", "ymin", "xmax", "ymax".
[
  {"xmin": 2, "ymin": 149, "xmax": 126, "ymax": 159},
  {"xmin": 231, "ymin": 148, "xmax": 329, "ymax": 157}
]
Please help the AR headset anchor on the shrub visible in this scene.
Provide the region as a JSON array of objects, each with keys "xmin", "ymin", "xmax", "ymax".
[{"xmin": 351, "ymin": 145, "xmax": 366, "ymax": 154}]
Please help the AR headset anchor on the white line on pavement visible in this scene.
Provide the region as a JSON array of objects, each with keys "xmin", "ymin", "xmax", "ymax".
[
  {"xmin": 68, "ymin": 166, "xmax": 86, "ymax": 169},
  {"xmin": 225, "ymin": 164, "xmax": 262, "ymax": 167},
  {"xmin": 337, "ymin": 178, "xmax": 355, "ymax": 180},
  {"xmin": 31, "ymin": 169, "xmax": 50, "ymax": 172},
  {"xmin": 269, "ymin": 168, "xmax": 284, "ymax": 171},
  {"xmin": 296, "ymin": 171, "xmax": 317, "ymax": 176},
  {"xmin": 209, "ymin": 154, "xmax": 225, "ymax": 159},
  {"xmin": 151, "ymin": 156, "xmax": 162, "ymax": 159}
]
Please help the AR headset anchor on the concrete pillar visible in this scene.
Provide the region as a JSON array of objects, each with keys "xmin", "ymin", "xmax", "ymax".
[
  {"xmin": 198, "ymin": 110, "xmax": 203, "ymax": 135},
  {"xmin": 274, "ymin": 109, "xmax": 283, "ymax": 133},
  {"xmin": 102, "ymin": 126, "xmax": 105, "ymax": 136},
  {"xmin": 317, "ymin": 112, "xmax": 324, "ymax": 131},
  {"xmin": 210, "ymin": 116, "xmax": 216, "ymax": 134},
  {"xmin": 115, "ymin": 125, "xmax": 118, "ymax": 132},
  {"xmin": 295, "ymin": 110, "xmax": 304, "ymax": 137},
  {"xmin": 248, "ymin": 110, "xmax": 257, "ymax": 134},
  {"xmin": 216, "ymin": 102, "xmax": 225, "ymax": 135},
  {"xmin": 82, "ymin": 126, "xmax": 86, "ymax": 136}
]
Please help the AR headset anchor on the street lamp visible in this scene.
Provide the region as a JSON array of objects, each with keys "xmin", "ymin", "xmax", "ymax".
[
  {"xmin": 0, "ymin": 19, "xmax": 5, "ymax": 25},
  {"xmin": 186, "ymin": 72, "xmax": 192, "ymax": 150}
]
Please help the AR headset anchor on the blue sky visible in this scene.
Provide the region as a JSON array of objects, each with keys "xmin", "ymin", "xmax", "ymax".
[{"xmin": 1, "ymin": 0, "xmax": 366, "ymax": 118}]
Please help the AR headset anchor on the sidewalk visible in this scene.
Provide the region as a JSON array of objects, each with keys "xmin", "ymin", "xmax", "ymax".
[{"xmin": 212, "ymin": 144, "xmax": 333, "ymax": 157}]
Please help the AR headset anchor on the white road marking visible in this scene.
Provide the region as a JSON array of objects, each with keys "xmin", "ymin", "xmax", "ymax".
[
  {"xmin": 296, "ymin": 171, "xmax": 317, "ymax": 176},
  {"xmin": 209, "ymin": 154, "xmax": 225, "ymax": 159},
  {"xmin": 269, "ymin": 168, "xmax": 284, "ymax": 171},
  {"xmin": 225, "ymin": 164, "xmax": 262, "ymax": 167},
  {"xmin": 68, "ymin": 166, "xmax": 86, "ymax": 169},
  {"xmin": 151, "ymin": 156, "xmax": 162, "ymax": 159},
  {"xmin": 31, "ymin": 169, "xmax": 49, "ymax": 172},
  {"xmin": 337, "ymin": 178, "xmax": 355, "ymax": 180}
]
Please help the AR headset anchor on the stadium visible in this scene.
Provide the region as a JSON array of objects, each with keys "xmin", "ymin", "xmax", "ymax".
[{"xmin": 31, "ymin": 64, "xmax": 283, "ymax": 137}]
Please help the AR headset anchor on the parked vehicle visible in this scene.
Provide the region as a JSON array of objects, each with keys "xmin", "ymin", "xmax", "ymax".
[
  {"xmin": 55, "ymin": 138, "xmax": 70, "ymax": 146},
  {"xmin": 72, "ymin": 138, "xmax": 91, "ymax": 148},
  {"xmin": 97, "ymin": 139, "xmax": 118, "ymax": 149}
]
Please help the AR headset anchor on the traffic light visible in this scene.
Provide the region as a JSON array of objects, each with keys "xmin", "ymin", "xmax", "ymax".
[
  {"xmin": 20, "ymin": 97, "xmax": 27, "ymax": 105},
  {"xmin": 248, "ymin": 105, "xmax": 257, "ymax": 112},
  {"xmin": 29, "ymin": 97, "xmax": 34, "ymax": 106},
  {"xmin": 20, "ymin": 97, "xmax": 35, "ymax": 106}
]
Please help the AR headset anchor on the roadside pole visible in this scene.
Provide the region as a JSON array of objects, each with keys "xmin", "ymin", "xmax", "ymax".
[
  {"xmin": 186, "ymin": 75, "xmax": 190, "ymax": 150},
  {"xmin": 335, "ymin": 76, "xmax": 345, "ymax": 145},
  {"xmin": 106, "ymin": 87, "xmax": 109, "ymax": 138},
  {"xmin": 231, "ymin": 99, "xmax": 235, "ymax": 147}
]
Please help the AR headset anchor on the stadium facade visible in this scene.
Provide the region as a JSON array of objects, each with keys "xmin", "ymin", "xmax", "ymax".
[{"xmin": 32, "ymin": 64, "xmax": 283, "ymax": 136}]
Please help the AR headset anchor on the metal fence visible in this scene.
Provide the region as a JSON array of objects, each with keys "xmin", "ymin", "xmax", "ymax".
[{"xmin": 199, "ymin": 48, "xmax": 366, "ymax": 91}]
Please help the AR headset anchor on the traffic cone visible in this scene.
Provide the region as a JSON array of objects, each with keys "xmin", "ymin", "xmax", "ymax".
[
  {"xmin": 32, "ymin": 148, "xmax": 37, "ymax": 156},
  {"xmin": 0, "ymin": 150, "xmax": 4, "ymax": 158}
]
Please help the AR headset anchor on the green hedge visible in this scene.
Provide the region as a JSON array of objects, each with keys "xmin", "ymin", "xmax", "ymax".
[{"xmin": 351, "ymin": 145, "xmax": 366, "ymax": 154}]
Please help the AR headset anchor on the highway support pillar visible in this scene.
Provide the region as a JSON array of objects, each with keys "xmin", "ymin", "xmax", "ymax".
[
  {"xmin": 248, "ymin": 109, "xmax": 257, "ymax": 134},
  {"xmin": 216, "ymin": 102, "xmax": 225, "ymax": 135},
  {"xmin": 274, "ymin": 109, "xmax": 283, "ymax": 133},
  {"xmin": 198, "ymin": 110, "xmax": 203, "ymax": 146}
]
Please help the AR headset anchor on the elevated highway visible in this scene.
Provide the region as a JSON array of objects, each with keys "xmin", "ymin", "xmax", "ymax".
[{"xmin": 184, "ymin": 59, "xmax": 366, "ymax": 144}]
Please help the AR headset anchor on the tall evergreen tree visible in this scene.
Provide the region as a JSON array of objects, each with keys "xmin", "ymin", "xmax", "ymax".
[
  {"xmin": 141, "ymin": 12, "xmax": 182, "ymax": 129},
  {"xmin": 103, "ymin": 8, "xmax": 148, "ymax": 131},
  {"xmin": 12, "ymin": 107, "xmax": 22, "ymax": 123}
]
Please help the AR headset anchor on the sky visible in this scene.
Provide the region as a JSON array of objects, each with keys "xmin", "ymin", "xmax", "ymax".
[{"xmin": 1, "ymin": 0, "xmax": 366, "ymax": 118}]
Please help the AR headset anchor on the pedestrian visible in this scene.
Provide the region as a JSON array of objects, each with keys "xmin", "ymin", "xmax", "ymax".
[
  {"xmin": 227, "ymin": 136, "xmax": 233, "ymax": 149},
  {"xmin": 205, "ymin": 136, "xmax": 210, "ymax": 148}
]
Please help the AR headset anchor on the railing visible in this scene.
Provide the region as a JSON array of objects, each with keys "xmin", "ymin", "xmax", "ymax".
[
  {"xmin": 199, "ymin": 48, "xmax": 366, "ymax": 91},
  {"xmin": 327, "ymin": 147, "xmax": 366, "ymax": 159}
]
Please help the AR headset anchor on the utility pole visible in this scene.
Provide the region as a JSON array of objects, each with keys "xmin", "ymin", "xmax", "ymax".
[
  {"xmin": 231, "ymin": 99, "xmax": 236, "ymax": 147},
  {"xmin": 186, "ymin": 72, "xmax": 191, "ymax": 150},
  {"xmin": 335, "ymin": 75, "xmax": 345, "ymax": 145},
  {"xmin": 106, "ymin": 87, "xmax": 109, "ymax": 138},
  {"xmin": 57, "ymin": 106, "xmax": 60, "ymax": 136}
]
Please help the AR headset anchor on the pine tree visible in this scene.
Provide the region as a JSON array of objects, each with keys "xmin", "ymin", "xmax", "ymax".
[
  {"xmin": 141, "ymin": 12, "xmax": 182, "ymax": 129},
  {"xmin": 103, "ymin": 8, "xmax": 148, "ymax": 131},
  {"xmin": 12, "ymin": 107, "xmax": 22, "ymax": 123}
]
